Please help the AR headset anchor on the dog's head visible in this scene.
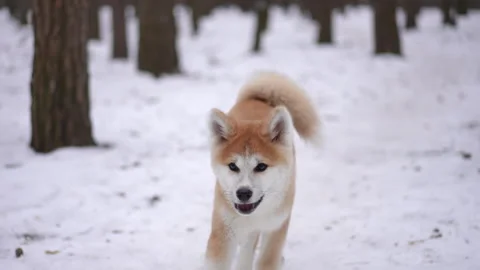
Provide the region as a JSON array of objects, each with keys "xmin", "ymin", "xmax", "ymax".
[{"xmin": 207, "ymin": 106, "xmax": 295, "ymax": 216}]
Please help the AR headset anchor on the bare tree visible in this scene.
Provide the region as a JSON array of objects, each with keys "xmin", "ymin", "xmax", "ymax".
[
  {"xmin": 441, "ymin": 0, "xmax": 456, "ymax": 26},
  {"xmin": 336, "ymin": 0, "xmax": 346, "ymax": 15},
  {"xmin": 373, "ymin": 0, "xmax": 402, "ymax": 55},
  {"xmin": 187, "ymin": 0, "xmax": 217, "ymax": 36},
  {"xmin": 5, "ymin": 0, "xmax": 31, "ymax": 25},
  {"xmin": 187, "ymin": 0, "xmax": 201, "ymax": 36},
  {"xmin": 403, "ymin": 0, "xmax": 421, "ymax": 30},
  {"xmin": 88, "ymin": 0, "xmax": 100, "ymax": 40},
  {"xmin": 112, "ymin": 0, "xmax": 128, "ymax": 59},
  {"xmin": 456, "ymin": 0, "xmax": 468, "ymax": 16},
  {"xmin": 138, "ymin": 0, "xmax": 179, "ymax": 77},
  {"xmin": 252, "ymin": 0, "xmax": 270, "ymax": 53},
  {"xmin": 30, "ymin": 0, "xmax": 96, "ymax": 153},
  {"xmin": 316, "ymin": 0, "xmax": 334, "ymax": 44}
]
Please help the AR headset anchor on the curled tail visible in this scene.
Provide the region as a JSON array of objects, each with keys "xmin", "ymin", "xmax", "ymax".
[{"xmin": 236, "ymin": 71, "xmax": 321, "ymax": 145}]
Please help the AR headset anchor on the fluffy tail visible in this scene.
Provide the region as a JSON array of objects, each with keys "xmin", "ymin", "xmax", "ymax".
[{"xmin": 236, "ymin": 71, "xmax": 321, "ymax": 145}]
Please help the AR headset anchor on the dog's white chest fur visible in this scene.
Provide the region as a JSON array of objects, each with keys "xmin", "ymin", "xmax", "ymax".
[{"xmin": 223, "ymin": 208, "xmax": 289, "ymax": 244}]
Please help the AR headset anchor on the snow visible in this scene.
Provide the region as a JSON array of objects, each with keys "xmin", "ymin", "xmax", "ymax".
[{"xmin": 1, "ymin": 5, "xmax": 480, "ymax": 270}]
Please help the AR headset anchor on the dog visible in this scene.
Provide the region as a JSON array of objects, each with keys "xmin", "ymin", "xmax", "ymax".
[{"xmin": 204, "ymin": 72, "xmax": 321, "ymax": 270}]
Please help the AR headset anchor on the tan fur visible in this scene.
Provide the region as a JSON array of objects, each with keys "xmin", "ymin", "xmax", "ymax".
[
  {"xmin": 205, "ymin": 72, "xmax": 320, "ymax": 270},
  {"xmin": 235, "ymin": 71, "xmax": 321, "ymax": 143}
]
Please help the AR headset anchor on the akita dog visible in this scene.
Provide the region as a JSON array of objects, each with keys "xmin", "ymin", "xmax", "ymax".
[{"xmin": 205, "ymin": 72, "xmax": 321, "ymax": 270}]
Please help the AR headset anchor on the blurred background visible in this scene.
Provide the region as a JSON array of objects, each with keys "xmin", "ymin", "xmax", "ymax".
[{"xmin": 0, "ymin": 0, "xmax": 479, "ymax": 270}]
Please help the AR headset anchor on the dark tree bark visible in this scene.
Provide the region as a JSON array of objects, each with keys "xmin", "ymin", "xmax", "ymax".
[
  {"xmin": 441, "ymin": 0, "xmax": 456, "ymax": 26},
  {"xmin": 237, "ymin": 0, "xmax": 256, "ymax": 12},
  {"xmin": 456, "ymin": 0, "xmax": 468, "ymax": 15},
  {"xmin": 88, "ymin": 0, "xmax": 100, "ymax": 40},
  {"xmin": 134, "ymin": 0, "xmax": 139, "ymax": 17},
  {"xmin": 337, "ymin": 0, "xmax": 346, "ymax": 14},
  {"xmin": 252, "ymin": 0, "xmax": 270, "ymax": 53},
  {"xmin": 112, "ymin": 0, "xmax": 128, "ymax": 59},
  {"xmin": 187, "ymin": 0, "xmax": 201, "ymax": 36},
  {"xmin": 138, "ymin": 0, "xmax": 179, "ymax": 77},
  {"xmin": 187, "ymin": 0, "xmax": 217, "ymax": 36},
  {"xmin": 403, "ymin": 0, "xmax": 421, "ymax": 30},
  {"xmin": 349, "ymin": 0, "xmax": 360, "ymax": 6},
  {"xmin": 6, "ymin": 0, "xmax": 31, "ymax": 25},
  {"xmin": 278, "ymin": 0, "xmax": 290, "ymax": 13},
  {"xmin": 315, "ymin": 0, "xmax": 334, "ymax": 44},
  {"xmin": 373, "ymin": 0, "xmax": 402, "ymax": 55},
  {"xmin": 30, "ymin": 0, "xmax": 96, "ymax": 153}
]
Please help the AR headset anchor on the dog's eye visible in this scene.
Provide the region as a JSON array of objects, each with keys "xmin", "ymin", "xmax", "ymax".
[
  {"xmin": 228, "ymin": 162, "xmax": 240, "ymax": 172},
  {"xmin": 254, "ymin": 163, "xmax": 268, "ymax": 172}
]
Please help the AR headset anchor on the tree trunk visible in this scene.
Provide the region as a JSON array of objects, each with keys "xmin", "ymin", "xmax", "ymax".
[
  {"xmin": 349, "ymin": 0, "xmax": 360, "ymax": 6},
  {"xmin": 187, "ymin": 0, "xmax": 201, "ymax": 36},
  {"xmin": 441, "ymin": 0, "xmax": 456, "ymax": 26},
  {"xmin": 316, "ymin": 0, "xmax": 334, "ymax": 44},
  {"xmin": 6, "ymin": 0, "xmax": 31, "ymax": 25},
  {"xmin": 112, "ymin": 0, "xmax": 128, "ymax": 59},
  {"xmin": 252, "ymin": 0, "xmax": 270, "ymax": 53},
  {"xmin": 279, "ymin": 0, "xmax": 290, "ymax": 13},
  {"xmin": 373, "ymin": 0, "xmax": 402, "ymax": 55},
  {"xmin": 403, "ymin": 0, "xmax": 421, "ymax": 30},
  {"xmin": 187, "ymin": 0, "xmax": 217, "ymax": 36},
  {"xmin": 337, "ymin": 0, "xmax": 346, "ymax": 15},
  {"xmin": 456, "ymin": 0, "xmax": 468, "ymax": 16},
  {"xmin": 238, "ymin": 0, "xmax": 255, "ymax": 12},
  {"xmin": 134, "ymin": 0, "xmax": 139, "ymax": 17},
  {"xmin": 88, "ymin": 0, "xmax": 100, "ymax": 40},
  {"xmin": 30, "ymin": 0, "xmax": 96, "ymax": 153},
  {"xmin": 137, "ymin": 0, "xmax": 179, "ymax": 77}
]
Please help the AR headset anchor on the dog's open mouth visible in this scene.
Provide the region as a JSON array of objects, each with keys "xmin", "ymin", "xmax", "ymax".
[{"xmin": 234, "ymin": 196, "xmax": 264, "ymax": 215}]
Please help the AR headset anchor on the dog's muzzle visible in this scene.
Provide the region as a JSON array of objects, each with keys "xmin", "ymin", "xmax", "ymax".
[{"xmin": 234, "ymin": 196, "xmax": 264, "ymax": 215}]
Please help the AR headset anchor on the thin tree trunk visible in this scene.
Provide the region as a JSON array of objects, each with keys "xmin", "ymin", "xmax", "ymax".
[
  {"xmin": 373, "ymin": 0, "xmax": 402, "ymax": 55},
  {"xmin": 112, "ymin": 0, "xmax": 128, "ymax": 59},
  {"xmin": 6, "ymin": 0, "xmax": 31, "ymax": 25},
  {"xmin": 88, "ymin": 0, "xmax": 100, "ymax": 40},
  {"xmin": 252, "ymin": 0, "xmax": 270, "ymax": 53},
  {"xmin": 6, "ymin": 0, "xmax": 14, "ymax": 16},
  {"xmin": 137, "ymin": 0, "xmax": 179, "ymax": 77},
  {"xmin": 337, "ymin": 0, "xmax": 346, "ymax": 15},
  {"xmin": 134, "ymin": 0, "xmax": 139, "ymax": 17},
  {"xmin": 456, "ymin": 0, "xmax": 468, "ymax": 15},
  {"xmin": 30, "ymin": 0, "xmax": 96, "ymax": 153},
  {"xmin": 441, "ymin": 0, "xmax": 456, "ymax": 26},
  {"xmin": 316, "ymin": 0, "xmax": 334, "ymax": 44},
  {"xmin": 403, "ymin": 0, "xmax": 421, "ymax": 30},
  {"xmin": 188, "ymin": 0, "xmax": 201, "ymax": 36},
  {"xmin": 279, "ymin": 0, "xmax": 289, "ymax": 13},
  {"xmin": 238, "ymin": 0, "xmax": 255, "ymax": 12}
]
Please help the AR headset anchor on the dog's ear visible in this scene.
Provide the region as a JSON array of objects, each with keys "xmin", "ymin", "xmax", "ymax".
[
  {"xmin": 266, "ymin": 106, "xmax": 293, "ymax": 145},
  {"xmin": 208, "ymin": 108, "xmax": 235, "ymax": 143}
]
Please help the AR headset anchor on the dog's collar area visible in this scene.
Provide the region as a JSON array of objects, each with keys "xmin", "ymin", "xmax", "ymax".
[{"xmin": 234, "ymin": 196, "xmax": 264, "ymax": 215}]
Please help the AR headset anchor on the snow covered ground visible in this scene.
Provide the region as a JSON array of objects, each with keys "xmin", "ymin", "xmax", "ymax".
[{"xmin": 1, "ymin": 5, "xmax": 480, "ymax": 270}]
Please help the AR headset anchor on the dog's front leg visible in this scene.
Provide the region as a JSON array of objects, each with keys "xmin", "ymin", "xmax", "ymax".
[
  {"xmin": 234, "ymin": 232, "xmax": 259, "ymax": 270},
  {"xmin": 256, "ymin": 218, "xmax": 290, "ymax": 270},
  {"xmin": 205, "ymin": 214, "xmax": 236, "ymax": 270}
]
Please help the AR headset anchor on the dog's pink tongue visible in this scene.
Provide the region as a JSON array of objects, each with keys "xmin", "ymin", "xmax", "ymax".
[{"xmin": 239, "ymin": 203, "xmax": 253, "ymax": 211}]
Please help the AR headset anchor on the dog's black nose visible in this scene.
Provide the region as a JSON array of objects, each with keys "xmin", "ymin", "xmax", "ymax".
[{"xmin": 236, "ymin": 188, "xmax": 253, "ymax": 202}]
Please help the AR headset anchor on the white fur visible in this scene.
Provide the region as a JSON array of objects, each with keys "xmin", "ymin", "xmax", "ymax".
[
  {"xmin": 234, "ymin": 232, "xmax": 258, "ymax": 270},
  {"xmin": 212, "ymin": 153, "xmax": 292, "ymax": 217},
  {"xmin": 210, "ymin": 152, "xmax": 293, "ymax": 270}
]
